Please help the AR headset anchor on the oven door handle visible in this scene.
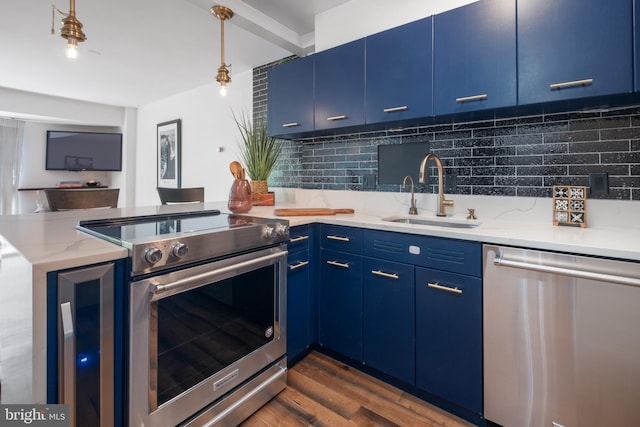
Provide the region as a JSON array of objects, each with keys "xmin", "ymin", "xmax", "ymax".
[{"xmin": 149, "ymin": 251, "xmax": 285, "ymax": 296}]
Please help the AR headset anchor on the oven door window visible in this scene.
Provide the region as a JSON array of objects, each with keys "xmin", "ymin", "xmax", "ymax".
[{"xmin": 151, "ymin": 265, "xmax": 276, "ymax": 407}]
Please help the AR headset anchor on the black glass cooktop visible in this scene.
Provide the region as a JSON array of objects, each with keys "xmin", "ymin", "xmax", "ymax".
[{"xmin": 77, "ymin": 209, "xmax": 256, "ymax": 244}]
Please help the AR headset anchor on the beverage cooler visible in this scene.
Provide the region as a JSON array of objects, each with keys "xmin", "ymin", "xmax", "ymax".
[{"xmin": 47, "ymin": 261, "xmax": 124, "ymax": 427}]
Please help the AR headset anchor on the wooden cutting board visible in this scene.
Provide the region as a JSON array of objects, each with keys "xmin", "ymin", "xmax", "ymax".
[{"xmin": 273, "ymin": 208, "xmax": 355, "ymax": 216}]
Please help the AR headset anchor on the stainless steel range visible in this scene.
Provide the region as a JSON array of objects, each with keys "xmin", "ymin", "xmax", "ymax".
[{"xmin": 78, "ymin": 209, "xmax": 289, "ymax": 427}]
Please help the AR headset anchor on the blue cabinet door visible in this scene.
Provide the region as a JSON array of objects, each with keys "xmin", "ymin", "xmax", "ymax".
[
  {"xmin": 362, "ymin": 257, "xmax": 415, "ymax": 385},
  {"xmin": 366, "ymin": 17, "xmax": 433, "ymax": 123},
  {"xmin": 314, "ymin": 39, "xmax": 366, "ymax": 131},
  {"xmin": 287, "ymin": 249, "xmax": 312, "ymax": 361},
  {"xmin": 434, "ymin": 0, "xmax": 516, "ymax": 115},
  {"xmin": 267, "ymin": 56, "xmax": 314, "ymax": 137},
  {"xmin": 319, "ymin": 249, "xmax": 363, "ymax": 361},
  {"xmin": 518, "ymin": 0, "xmax": 633, "ymax": 104},
  {"xmin": 320, "ymin": 224, "xmax": 363, "ymax": 254},
  {"xmin": 415, "ymin": 267, "xmax": 482, "ymax": 415}
]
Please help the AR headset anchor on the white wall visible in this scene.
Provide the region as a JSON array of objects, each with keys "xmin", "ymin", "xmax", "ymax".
[
  {"xmin": 315, "ymin": 0, "xmax": 478, "ymax": 51},
  {"xmin": 135, "ymin": 71, "xmax": 254, "ymax": 206}
]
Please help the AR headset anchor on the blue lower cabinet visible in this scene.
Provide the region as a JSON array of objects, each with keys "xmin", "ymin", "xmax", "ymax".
[
  {"xmin": 286, "ymin": 249, "xmax": 312, "ymax": 360},
  {"xmin": 415, "ymin": 266, "xmax": 483, "ymax": 415},
  {"xmin": 319, "ymin": 249, "xmax": 363, "ymax": 361},
  {"xmin": 362, "ymin": 257, "xmax": 415, "ymax": 385},
  {"xmin": 315, "ymin": 226, "xmax": 483, "ymax": 421}
]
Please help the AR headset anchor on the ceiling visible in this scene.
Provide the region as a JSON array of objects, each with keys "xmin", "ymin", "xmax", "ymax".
[{"xmin": 0, "ymin": 0, "xmax": 351, "ymax": 109}]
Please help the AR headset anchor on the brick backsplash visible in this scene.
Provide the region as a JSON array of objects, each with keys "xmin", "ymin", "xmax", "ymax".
[{"xmin": 253, "ymin": 62, "xmax": 640, "ymax": 200}]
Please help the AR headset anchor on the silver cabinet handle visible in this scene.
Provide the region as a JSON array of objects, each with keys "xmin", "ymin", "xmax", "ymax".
[
  {"xmin": 288, "ymin": 260, "xmax": 309, "ymax": 270},
  {"xmin": 327, "ymin": 115, "xmax": 347, "ymax": 121},
  {"xmin": 371, "ymin": 270, "xmax": 399, "ymax": 279},
  {"xmin": 289, "ymin": 235, "xmax": 309, "ymax": 243},
  {"xmin": 60, "ymin": 302, "xmax": 76, "ymax": 427},
  {"xmin": 549, "ymin": 78, "xmax": 593, "ymax": 90},
  {"xmin": 428, "ymin": 282, "xmax": 463, "ymax": 294},
  {"xmin": 456, "ymin": 94, "xmax": 488, "ymax": 103},
  {"xmin": 383, "ymin": 106, "xmax": 408, "ymax": 113},
  {"xmin": 327, "ymin": 260, "xmax": 350, "ymax": 269},
  {"xmin": 327, "ymin": 235, "xmax": 350, "ymax": 242},
  {"xmin": 282, "ymin": 122, "xmax": 299, "ymax": 128}
]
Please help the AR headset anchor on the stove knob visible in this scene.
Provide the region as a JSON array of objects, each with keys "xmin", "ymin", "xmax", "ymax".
[
  {"xmin": 262, "ymin": 225, "xmax": 276, "ymax": 239},
  {"xmin": 144, "ymin": 247, "xmax": 163, "ymax": 265},
  {"xmin": 171, "ymin": 242, "xmax": 188, "ymax": 258},
  {"xmin": 275, "ymin": 223, "xmax": 289, "ymax": 236}
]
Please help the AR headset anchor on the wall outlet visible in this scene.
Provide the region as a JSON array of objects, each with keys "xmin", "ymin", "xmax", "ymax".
[
  {"xmin": 588, "ymin": 172, "xmax": 609, "ymax": 195},
  {"xmin": 362, "ymin": 174, "xmax": 377, "ymax": 190},
  {"xmin": 444, "ymin": 171, "xmax": 457, "ymax": 194}
]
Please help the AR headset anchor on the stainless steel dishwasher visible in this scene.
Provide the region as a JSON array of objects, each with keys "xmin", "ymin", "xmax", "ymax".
[{"xmin": 483, "ymin": 245, "xmax": 640, "ymax": 427}]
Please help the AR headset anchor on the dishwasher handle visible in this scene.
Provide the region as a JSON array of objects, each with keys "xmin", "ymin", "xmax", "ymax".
[{"xmin": 494, "ymin": 252, "xmax": 640, "ymax": 288}]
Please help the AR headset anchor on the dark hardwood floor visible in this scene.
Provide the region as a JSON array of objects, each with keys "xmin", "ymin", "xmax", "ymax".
[{"xmin": 241, "ymin": 350, "xmax": 474, "ymax": 427}]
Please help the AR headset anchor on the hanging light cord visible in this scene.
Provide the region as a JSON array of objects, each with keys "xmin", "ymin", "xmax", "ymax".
[
  {"xmin": 219, "ymin": 15, "xmax": 226, "ymax": 67},
  {"xmin": 51, "ymin": 5, "xmax": 67, "ymax": 34}
]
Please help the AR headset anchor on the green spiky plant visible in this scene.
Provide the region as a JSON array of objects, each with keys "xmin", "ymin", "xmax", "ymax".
[{"xmin": 233, "ymin": 111, "xmax": 282, "ymax": 181}]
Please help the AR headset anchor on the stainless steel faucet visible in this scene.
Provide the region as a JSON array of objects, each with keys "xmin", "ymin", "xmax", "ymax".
[
  {"xmin": 419, "ymin": 153, "xmax": 454, "ymax": 217},
  {"xmin": 402, "ymin": 175, "xmax": 418, "ymax": 215}
]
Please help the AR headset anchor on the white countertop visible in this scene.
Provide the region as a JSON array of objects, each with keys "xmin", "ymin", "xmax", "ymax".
[
  {"xmin": 1, "ymin": 189, "xmax": 639, "ymax": 271},
  {"xmin": 282, "ymin": 210, "xmax": 640, "ymax": 261}
]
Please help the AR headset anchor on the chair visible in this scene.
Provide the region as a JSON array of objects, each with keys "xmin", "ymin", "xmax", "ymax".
[
  {"xmin": 157, "ymin": 187, "xmax": 205, "ymax": 205},
  {"xmin": 44, "ymin": 188, "xmax": 120, "ymax": 211}
]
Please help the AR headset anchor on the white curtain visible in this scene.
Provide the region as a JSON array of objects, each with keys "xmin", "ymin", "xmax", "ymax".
[{"xmin": 0, "ymin": 118, "xmax": 25, "ymax": 215}]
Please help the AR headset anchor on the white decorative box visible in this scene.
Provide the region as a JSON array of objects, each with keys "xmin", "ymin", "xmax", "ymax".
[{"xmin": 552, "ymin": 185, "xmax": 587, "ymax": 228}]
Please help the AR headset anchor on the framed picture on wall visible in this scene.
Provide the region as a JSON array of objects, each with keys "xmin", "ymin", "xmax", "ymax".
[{"xmin": 157, "ymin": 119, "xmax": 181, "ymax": 188}]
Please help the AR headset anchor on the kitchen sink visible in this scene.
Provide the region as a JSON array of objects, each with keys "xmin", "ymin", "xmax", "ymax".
[{"xmin": 382, "ymin": 215, "xmax": 480, "ymax": 228}]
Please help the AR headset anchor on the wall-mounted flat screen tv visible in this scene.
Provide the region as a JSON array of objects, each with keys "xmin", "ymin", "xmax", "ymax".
[{"xmin": 46, "ymin": 131, "xmax": 123, "ymax": 171}]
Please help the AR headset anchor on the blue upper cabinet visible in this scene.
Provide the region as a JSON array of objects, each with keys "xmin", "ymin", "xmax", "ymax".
[
  {"xmin": 365, "ymin": 17, "xmax": 433, "ymax": 123},
  {"xmin": 314, "ymin": 39, "xmax": 366, "ymax": 131},
  {"xmin": 433, "ymin": 0, "xmax": 516, "ymax": 115},
  {"xmin": 518, "ymin": 0, "xmax": 634, "ymax": 105},
  {"xmin": 267, "ymin": 56, "xmax": 314, "ymax": 137}
]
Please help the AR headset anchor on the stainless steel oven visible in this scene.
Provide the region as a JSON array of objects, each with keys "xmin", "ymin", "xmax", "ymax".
[
  {"xmin": 78, "ymin": 210, "xmax": 290, "ymax": 427},
  {"xmin": 129, "ymin": 245, "xmax": 287, "ymax": 426}
]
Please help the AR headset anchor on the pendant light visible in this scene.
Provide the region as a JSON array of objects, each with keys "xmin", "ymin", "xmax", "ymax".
[
  {"xmin": 211, "ymin": 5, "xmax": 233, "ymax": 96},
  {"xmin": 51, "ymin": 0, "xmax": 86, "ymax": 59}
]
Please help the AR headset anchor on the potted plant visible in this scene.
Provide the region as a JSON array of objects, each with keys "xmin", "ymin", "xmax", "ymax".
[{"xmin": 233, "ymin": 111, "xmax": 282, "ymax": 195}]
